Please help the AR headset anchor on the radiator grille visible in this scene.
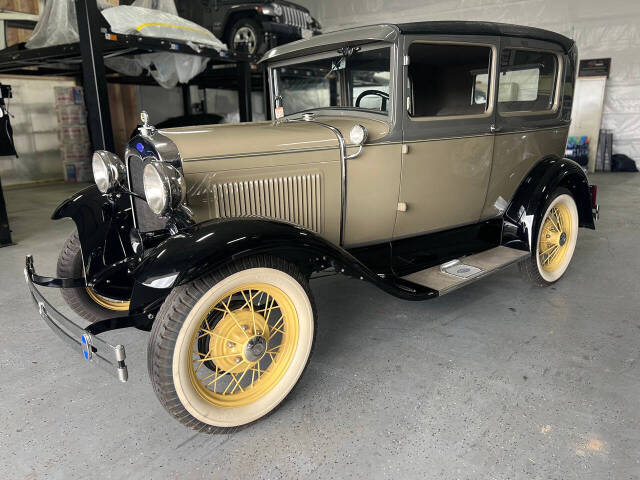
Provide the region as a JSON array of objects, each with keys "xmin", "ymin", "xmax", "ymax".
[
  {"xmin": 282, "ymin": 6, "xmax": 307, "ymax": 29},
  {"xmin": 211, "ymin": 174, "xmax": 323, "ymax": 232},
  {"xmin": 128, "ymin": 156, "xmax": 167, "ymax": 233}
]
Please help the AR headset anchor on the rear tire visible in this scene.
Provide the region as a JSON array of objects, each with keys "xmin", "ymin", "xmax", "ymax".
[
  {"xmin": 148, "ymin": 255, "xmax": 316, "ymax": 433},
  {"xmin": 56, "ymin": 232, "xmax": 130, "ymax": 321},
  {"xmin": 519, "ymin": 188, "xmax": 579, "ymax": 286}
]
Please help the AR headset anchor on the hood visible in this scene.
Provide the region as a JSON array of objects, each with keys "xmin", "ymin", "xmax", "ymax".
[{"xmin": 160, "ymin": 115, "xmax": 390, "ymax": 161}]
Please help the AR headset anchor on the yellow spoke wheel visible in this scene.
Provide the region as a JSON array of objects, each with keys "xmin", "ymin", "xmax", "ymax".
[
  {"xmin": 86, "ymin": 287, "xmax": 130, "ymax": 311},
  {"xmin": 538, "ymin": 202, "xmax": 573, "ymax": 273},
  {"xmin": 152, "ymin": 260, "xmax": 315, "ymax": 431},
  {"xmin": 529, "ymin": 191, "xmax": 579, "ymax": 284},
  {"xmin": 187, "ymin": 284, "xmax": 299, "ymax": 408}
]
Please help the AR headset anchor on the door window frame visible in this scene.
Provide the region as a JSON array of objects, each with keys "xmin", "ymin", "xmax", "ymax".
[
  {"xmin": 405, "ymin": 39, "xmax": 498, "ymax": 123},
  {"xmin": 497, "ymin": 47, "xmax": 564, "ymax": 118}
]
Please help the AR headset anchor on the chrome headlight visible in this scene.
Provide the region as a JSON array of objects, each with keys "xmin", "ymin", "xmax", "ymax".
[
  {"xmin": 349, "ymin": 124, "xmax": 368, "ymax": 146},
  {"xmin": 142, "ymin": 162, "xmax": 185, "ymax": 216},
  {"xmin": 304, "ymin": 12, "xmax": 313, "ymax": 24},
  {"xmin": 271, "ymin": 2, "xmax": 283, "ymax": 16},
  {"xmin": 92, "ymin": 150, "xmax": 125, "ymax": 193}
]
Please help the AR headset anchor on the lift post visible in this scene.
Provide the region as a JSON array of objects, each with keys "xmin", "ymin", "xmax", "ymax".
[{"xmin": 75, "ymin": 0, "xmax": 114, "ymax": 152}]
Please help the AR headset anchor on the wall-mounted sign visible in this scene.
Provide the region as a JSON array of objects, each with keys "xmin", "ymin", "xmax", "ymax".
[{"xmin": 579, "ymin": 58, "xmax": 611, "ymax": 78}]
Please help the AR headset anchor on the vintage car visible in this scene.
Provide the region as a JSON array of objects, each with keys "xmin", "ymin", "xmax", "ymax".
[{"xmin": 26, "ymin": 21, "xmax": 598, "ymax": 432}]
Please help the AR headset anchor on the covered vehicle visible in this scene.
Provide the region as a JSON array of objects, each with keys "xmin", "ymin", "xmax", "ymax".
[{"xmin": 25, "ymin": 22, "xmax": 598, "ymax": 432}]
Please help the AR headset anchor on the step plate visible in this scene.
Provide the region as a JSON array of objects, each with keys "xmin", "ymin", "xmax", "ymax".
[{"xmin": 402, "ymin": 246, "xmax": 529, "ymax": 295}]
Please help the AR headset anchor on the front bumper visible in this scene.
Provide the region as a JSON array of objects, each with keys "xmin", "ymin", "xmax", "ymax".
[{"xmin": 25, "ymin": 255, "xmax": 129, "ymax": 382}]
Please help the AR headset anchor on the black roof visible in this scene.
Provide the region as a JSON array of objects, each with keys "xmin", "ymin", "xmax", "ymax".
[{"xmin": 398, "ymin": 21, "xmax": 574, "ymax": 52}]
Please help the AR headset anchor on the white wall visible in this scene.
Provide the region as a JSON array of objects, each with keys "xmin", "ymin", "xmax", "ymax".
[
  {"xmin": 0, "ymin": 76, "xmax": 77, "ymax": 185},
  {"xmin": 299, "ymin": 0, "xmax": 640, "ymax": 163}
]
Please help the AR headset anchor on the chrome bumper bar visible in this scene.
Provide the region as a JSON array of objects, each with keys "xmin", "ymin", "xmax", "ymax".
[{"xmin": 24, "ymin": 255, "xmax": 128, "ymax": 382}]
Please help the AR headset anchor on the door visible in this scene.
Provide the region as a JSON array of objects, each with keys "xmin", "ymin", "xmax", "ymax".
[
  {"xmin": 481, "ymin": 38, "xmax": 569, "ymax": 219},
  {"xmin": 392, "ymin": 37, "xmax": 499, "ymax": 242}
]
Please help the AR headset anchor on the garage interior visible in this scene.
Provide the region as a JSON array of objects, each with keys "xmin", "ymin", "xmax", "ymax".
[{"xmin": 1, "ymin": 1, "xmax": 639, "ymax": 479}]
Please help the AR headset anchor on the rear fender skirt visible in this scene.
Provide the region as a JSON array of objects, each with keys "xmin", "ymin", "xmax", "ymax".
[
  {"xmin": 502, "ymin": 156, "xmax": 595, "ymax": 251},
  {"xmin": 52, "ymin": 185, "xmax": 135, "ymax": 296},
  {"xmin": 128, "ymin": 218, "xmax": 437, "ymax": 314}
]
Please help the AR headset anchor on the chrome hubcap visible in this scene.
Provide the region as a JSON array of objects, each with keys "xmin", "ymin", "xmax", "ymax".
[{"xmin": 244, "ymin": 336, "xmax": 267, "ymax": 363}]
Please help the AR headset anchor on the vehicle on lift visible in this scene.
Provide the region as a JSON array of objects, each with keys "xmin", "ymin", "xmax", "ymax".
[
  {"xmin": 175, "ymin": 0, "xmax": 321, "ymax": 55},
  {"xmin": 26, "ymin": 21, "xmax": 598, "ymax": 432}
]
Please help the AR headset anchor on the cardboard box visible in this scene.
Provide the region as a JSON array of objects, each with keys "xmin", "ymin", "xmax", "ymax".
[
  {"xmin": 58, "ymin": 125, "xmax": 90, "ymax": 145},
  {"xmin": 56, "ymin": 104, "xmax": 87, "ymax": 125},
  {"xmin": 54, "ymin": 86, "xmax": 85, "ymax": 106},
  {"xmin": 64, "ymin": 162, "xmax": 92, "ymax": 183}
]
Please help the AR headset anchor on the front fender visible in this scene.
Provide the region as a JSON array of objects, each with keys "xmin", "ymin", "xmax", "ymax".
[
  {"xmin": 52, "ymin": 185, "xmax": 134, "ymax": 289},
  {"xmin": 127, "ymin": 218, "xmax": 438, "ymax": 314},
  {"xmin": 135, "ymin": 218, "xmax": 364, "ymax": 287},
  {"xmin": 502, "ymin": 156, "xmax": 595, "ymax": 251}
]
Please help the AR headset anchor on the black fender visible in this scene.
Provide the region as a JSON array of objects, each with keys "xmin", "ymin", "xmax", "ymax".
[
  {"xmin": 502, "ymin": 156, "xmax": 595, "ymax": 251},
  {"xmin": 127, "ymin": 218, "xmax": 437, "ymax": 315},
  {"xmin": 52, "ymin": 185, "xmax": 135, "ymax": 297}
]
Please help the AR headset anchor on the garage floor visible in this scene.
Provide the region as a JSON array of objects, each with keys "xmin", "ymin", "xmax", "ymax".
[{"xmin": 1, "ymin": 172, "xmax": 638, "ymax": 479}]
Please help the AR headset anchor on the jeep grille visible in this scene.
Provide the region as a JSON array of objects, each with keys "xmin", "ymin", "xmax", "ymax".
[{"xmin": 282, "ymin": 6, "xmax": 307, "ymax": 29}]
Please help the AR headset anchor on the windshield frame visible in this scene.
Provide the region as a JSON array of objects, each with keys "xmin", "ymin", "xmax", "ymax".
[{"xmin": 267, "ymin": 41, "xmax": 397, "ymax": 123}]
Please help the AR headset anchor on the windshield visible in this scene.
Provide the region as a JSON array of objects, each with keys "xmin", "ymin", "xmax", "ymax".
[{"xmin": 272, "ymin": 46, "xmax": 391, "ymax": 118}]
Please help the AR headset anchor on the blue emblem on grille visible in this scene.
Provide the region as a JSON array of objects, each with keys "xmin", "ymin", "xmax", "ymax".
[{"xmin": 136, "ymin": 142, "xmax": 144, "ymax": 152}]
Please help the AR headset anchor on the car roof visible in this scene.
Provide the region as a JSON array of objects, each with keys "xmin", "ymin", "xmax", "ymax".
[
  {"xmin": 398, "ymin": 21, "xmax": 574, "ymax": 52},
  {"xmin": 261, "ymin": 21, "xmax": 574, "ymax": 64}
]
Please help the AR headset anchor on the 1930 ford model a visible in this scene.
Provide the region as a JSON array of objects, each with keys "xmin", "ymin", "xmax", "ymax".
[{"xmin": 25, "ymin": 22, "xmax": 598, "ymax": 432}]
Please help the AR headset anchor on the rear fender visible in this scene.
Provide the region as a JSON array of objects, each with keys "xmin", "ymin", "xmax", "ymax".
[{"xmin": 502, "ymin": 156, "xmax": 594, "ymax": 251}]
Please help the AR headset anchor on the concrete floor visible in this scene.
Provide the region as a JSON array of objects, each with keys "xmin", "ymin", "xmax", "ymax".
[{"xmin": 1, "ymin": 173, "xmax": 638, "ymax": 479}]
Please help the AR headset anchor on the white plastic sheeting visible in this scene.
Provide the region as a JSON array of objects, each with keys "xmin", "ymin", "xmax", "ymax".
[
  {"xmin": 297, "ymin": 0, "xmax": 640, "ymax": 166},
  {"xmin": 26, "ymin": 0, "xmax": 226, "ymax": 89},
  {"xmin": 102, "ymin": 5, "xmax": 227, "ymax": 88},
  {"xmin": 101, "ymin": 6, "xmax": 225, "ymax": 50}
]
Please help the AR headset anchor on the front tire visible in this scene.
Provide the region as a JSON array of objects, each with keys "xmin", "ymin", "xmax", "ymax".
[
  {"xmin": 227, "ymin": 17, "xmax": 264, "ymax": 55},
  {"xmin": 148, "ymin": 256, "xmax": 316, "ymax": 433},
  {"xmin": 56, "ymin": 232, "xmax": 130, "ymax": 321},
  {"xmin": 519, "ymin": 188, "xmax": 579, "ymax": 286}
]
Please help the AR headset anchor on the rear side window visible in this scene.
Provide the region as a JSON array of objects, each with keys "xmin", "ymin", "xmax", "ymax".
[
  {"xmin": 497, "ymin": 49, "xmax": 558, "ymax": 113},
  {"xmin": 407, "ymin": 43, "xmax": 492, "ymax": 118}
]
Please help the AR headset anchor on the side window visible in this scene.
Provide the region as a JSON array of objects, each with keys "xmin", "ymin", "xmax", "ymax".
[
  {"xmin": 498, "ymin": 49, "xmax": 558, "ymax": 113},
  {"xmin": 408, "ymin": 43, "xmax": 492, "ymax": 118}
]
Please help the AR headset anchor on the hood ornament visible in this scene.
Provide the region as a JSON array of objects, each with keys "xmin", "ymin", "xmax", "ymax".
[{"xmin": 139, "ymin": 110, "xmax": 156, "ymax": 137}]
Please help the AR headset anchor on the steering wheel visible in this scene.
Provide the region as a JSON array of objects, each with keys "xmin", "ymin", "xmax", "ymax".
[{"xmin": 355, "ymin": 90, "xmax": 389, "ymax": 111}]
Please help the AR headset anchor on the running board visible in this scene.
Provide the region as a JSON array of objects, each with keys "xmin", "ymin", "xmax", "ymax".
[{"xmin": 401, "ymin": 246, "xmax": 529, "ymax": 295}]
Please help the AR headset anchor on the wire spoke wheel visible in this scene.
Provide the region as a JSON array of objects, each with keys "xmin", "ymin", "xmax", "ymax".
[
  {"xmin": 538, "ymin": 203, "xmax": 573, "ymax": 273},
  {"xmin": 188, "ymin": 284, "xmax": 299, "ymax": 407},
  {"xmin": 520, "ymin": 189, "xmax": 579, "ymax": 285},
  {"xmin": 86, "ymin": 287, "xmax": 130, "ymax": 311},
  {"xmin": 149, "ymin": 257, "xmax": 316, "ymax": 432}
]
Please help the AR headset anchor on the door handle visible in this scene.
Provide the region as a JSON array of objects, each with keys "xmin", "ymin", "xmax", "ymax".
[{"xmin": 490, "ymin": 124, "xmax": 502, "ymax": 133}]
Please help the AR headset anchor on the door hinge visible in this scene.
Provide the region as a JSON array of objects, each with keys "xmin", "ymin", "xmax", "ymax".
[
  {"xmin": 403, "ymin": 55, "xmax": 410, "ymax": 66},
  {"xmin": 401, "ymin": 144, "xmax": 409, "ymax": 154}
]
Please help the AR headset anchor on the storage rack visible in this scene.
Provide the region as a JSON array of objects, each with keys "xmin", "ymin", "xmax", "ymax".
[{"xmin": 0, "ymin": 0, "xmax": 269, "ymax": 245}]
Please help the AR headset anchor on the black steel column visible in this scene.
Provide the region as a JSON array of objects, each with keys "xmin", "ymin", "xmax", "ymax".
[
  {"xmin": 263, "ymin": 65, "xmax": 271, "ymax": 121},
  {"xmin": 181, "ymin": 84, "xmax": 192, "ymax": 116},
  {"xmin": 237, "ymin": 61, "xmax": 252, "ymax": 122},
  {"xmin": 0, "ymin": 176, "xmax": 12, "ymax": 247},
  {"xmin": 75, "ymin": 0, "xmax": 114, "ymax": 151}
]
